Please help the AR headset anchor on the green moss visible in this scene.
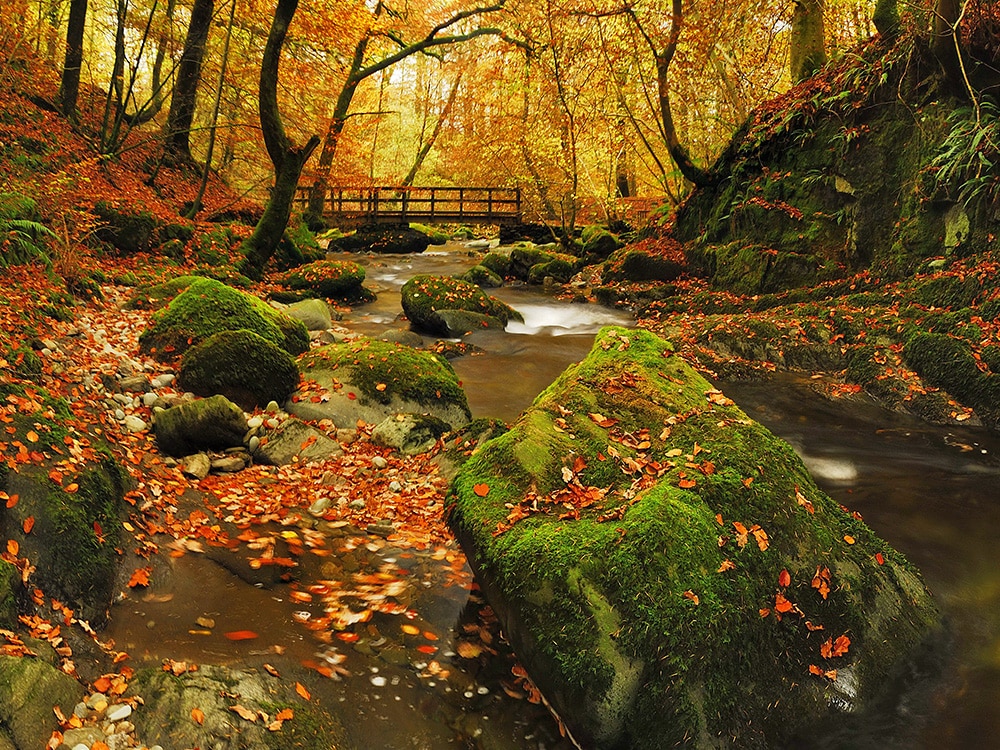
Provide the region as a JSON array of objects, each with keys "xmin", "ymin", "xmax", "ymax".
[
  {"xmin": 0, "ymin": 192, "xmax": 39, "ymax": 221},
  {"xmin": 139, "ymin": 278, "xmax": 309, "ymax": 361},
  {"xmin": 400, "ymin": 275, "xmax": 522, "ymax": 335},
  {"xmin": 480, "ymin": 251, "xmax": 511, "ymax": 277},
  {"xmin": 459, "ymin": 264, "xmax": 503, "ymax": 288},
  {"xmin": 913, "ymin": 274, "xmax": 981, "ymax": 309},
  {"xmin": 125, "ymin": 275, "xmax": 201, "ymax": 310},
  {"xmin": 410, "ymin": 222, "xmax": 449, "ymax": 245},
  {"xmin": 189, "ymin": 226, "xmax": 236, "ymax": 266},
  {"xmin": 180, "ymin": 330, "xmax": 300, "ymax": 409},
  {"xmin": 4, "ymin": 343, "xmax": 42, "ymax": 380},
  {"xmin": 300, "ymin": 338, "xmax": 470, "ymax": 418},
  {"xmin": 450, "ymin": 326, "xmax": 939, "ymax": 748},
  {"xmin": 279, "ymin": 260, "xmax": 365, "ymax": 298},
  {"xmin": 903, "ymin": 332, "xmax": 980, "ymax": 401},
  {"xmin": 94, "ymin": 200, "xmax": 163, "ymax": 255},
  {"xmin": 528, "ymin": 257, "xmax": 578, "ymax": 284}
]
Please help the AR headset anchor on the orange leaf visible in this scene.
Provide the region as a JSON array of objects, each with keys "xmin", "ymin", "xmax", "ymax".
[
  {"xmin": 805, "ymin": 620, "xmax": 825, "ymax": 632},
  {"xmin": 335, "ymin": 632, "xmax": 359, "ymax": 643},
  {"xmin": 416, "ymin": 644, "xmax": 438, "ymax": 654},
  {"xmin": 6, "ymin": 540, "xmax": 18, "ymax": 556},
  {"xmin": 276, "ymin": 708, "xmax": 294, "ymax": 721},
  {"xmin": 717, "ymin": 560, "xmax": 736, "ymax": 573},
  {"xmin": 778, "ymin": 569, "xmax": 791, "ymax": 588},
  {"xmin": 295, "ymin": 682, "xmax": 311, "ymax": 701},
  {"xmin": 678, "ymin": 477, "xmax": 697, "ymax": 489},
  {"xmin": 191, "ymin": 707, "xmax": 205, "ymax": 725},
  {"xmin": 26, "ymin": 430, "xmax": 38, "ymax": 443},
  {"xmin": 473, "ymin": 483, "xmax": 489, "ymax": 497},
  {"xmin": 92, "ymin": 742, "xmax": 109, "ymax": 750},
  {"xmin": 93, "ymin": 676, "xmax": 112, "ymax": 693},
  {"xmin": 127, "ymin": 567, "xmax": 151, "ymax": 588},
  {"xmin": 224, "ymin": 630, "xmax": 259, "ymax": 641},
  {"xmin": 375, "ymin": 383, "xmax": 387, "ymax": 391},
  {"xmin": 843, "ymin": 534, "xmax": 856, "ymax": 545},
  {"xmin": 759, "ymin": 608, "xmax": 771, "ymax": 618},
  {"xmin": 875, "ymin": 552, "xmax": 885, "ymax": 565},
  {"xmin": 774, "ymin": 592, "xmax": 794, "ymax": 613},
  {"xmin": 832, "ymin": 634, "xmax": 851, "ymax": 657},
  {"xmin": 401, "ymin": 624, "xmax": 420, "ymax": 635},
  {"xmin": 22, "ymin": 516, "xmax": 34, "ymax": 535},
  {"xmin": 65, "ymin": 483, "xmax": 78, "ymax": 493},
  {"xmin": 682, "ymin": 590, "xmax": 700, "ymax": 605},
  {"xmin": 5, "ymin": 494, "xmax": 17, "ymax": 509}
]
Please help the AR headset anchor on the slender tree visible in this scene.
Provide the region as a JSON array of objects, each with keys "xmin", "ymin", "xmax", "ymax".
[
  {"xmin": 933, "ymin": 0, "xmax": 965, "ymax": 96},
  {"xmin": 165, "ymin": 0, "xmax": 214, "ymax": 160},
  {"xmin": 789, "ymin": 0, "xmax": 827, "ymax": 82},
  {"xmin": 239, "ymin": 0, "xmax": 320, "ymax": 279},
  {"xmin": 402, "ymin": 70, "xmax": 463, "ymax": 186},
  {"xmin": 57, "ymin": 0, "xmax": 88, "ymax": 117}
]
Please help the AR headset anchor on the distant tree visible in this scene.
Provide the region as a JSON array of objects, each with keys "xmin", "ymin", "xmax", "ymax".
[
  {"xmin": 57, "ymin": 0, "xmax": 87, "ymax": 117},
  {"xmin": 790, "ymin": 0, "xmax": 827, "ymax": 82},
  {"xmin": 239, "ymin": 0, "xmax": 319, "ymax": 279},
  {"xmin": 165, "ymin": 0, "xmax": 214, "ymax": 160}
]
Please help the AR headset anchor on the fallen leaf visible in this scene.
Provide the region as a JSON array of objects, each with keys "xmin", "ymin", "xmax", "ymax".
[
  {"xmin": 401, "ymin": 624, "xmax": 420, "ymax": 636},
  {"xmin": 843, "ymin": 535, "xmax": 856, "ymax": 545},
  {"xmin": 473, "ymin": 483, "xmax": 489, "ymax": 497},
  {"xmin": 678, "ymin": 477, "xmax": 697, "ymax": 489},
  {"xmin": 416, "ymin": 644, "xmax": 438, "ymax": 654},
  {"xmin": 717, "ymin": 560, "xmax": 736, "ymax": 573},
  {"xmin": 276, "ymin": 708, "xmax": 294, "ymax": 721},
  {"xmin": 875, "ymin": 552, "xmax": 885, "ymax": 565},
  {"xmin": 295, "ymin": 682, "xmax": 311, "ymax": 700},
  {"xmin": 229, "ymin": 704, "xmax": 257, "ymax": 721},
  {"xmin": 127, "ymin": 567, "xmax": 151, "ymax": 588},
  {"xmin": 682, "ymin": 590, "xmax": 699, "ymax": 605},
  {"xmin": 6, "ymin": 540, "xmax": 17, "ymax": 556},
  {"xmin": 805, "ymin": 620, "xmax": 825, "ymax": 631},
  {"xmin": 811, "ymin": 566, "xmax": 831, "ymax": 600},
  {"xmin": 375, "ymin": 383, "xmax": 387, "ymax": 391},
  {"xmin": 457, "ymin": 641, "xmax": 483, "ymax": 658},
  {"xmin": 778, "ymin": 568, "xmax": 791, "ymax": 588},
  {"xmin": 191, "ymin": 707, "xmax": 205, "ymax": 725},
  {"xmin": 263, "ymin": 664, "xmax": 281, "ymax": 678},
  {"xmin": 224, "ymin": 630, "xmax": 259, "ymax": 641},
  {"xmin": 22, "ymin": 516, "xmax": 34, "ymax": 534}
]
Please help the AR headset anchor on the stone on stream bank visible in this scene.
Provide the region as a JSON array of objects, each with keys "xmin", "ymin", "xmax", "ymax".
[
  {"xmin": 291, "ymin": 338, "xmax": 470, "ymax": 430},
  {"xmin": 400, "ymin": 275, "xmax": 522, "ymax": 337},
  {"xmin": 128, "ymin": 664, "xmax": 349, "ymax": 750},
  {"xmin": 154, "ymin": 394, "xmax": 249, "ymax": 457},
  {"xmin": 448, "ymin": 326, "xmax": 940, "ymax": 749},
  {"xmin": 0, "ymin": 654, "xmax": 84, "ymax": 750}
]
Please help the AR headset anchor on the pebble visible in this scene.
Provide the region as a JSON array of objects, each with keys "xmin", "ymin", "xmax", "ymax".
[
  {"xmin": 106, "ymin": 703, "xmax": 132, "ymax": 722},
  {"xmin": 389, "ymin": 480, "xmax": 402, "ymax": 492},
  {"xmin": 309, "ymin": 497, "xmax": 331, "ymax": 516},
  {"xmin": 113, "ymin": 393, "xmax": 133, "ymax": 406},
  {"xmin": 118, "ymin": 375, "xmax": 149, "ymax": 392},
  {"xmin": 114, "ymin": 408, "xmax": 126, "ymax": 421},
  {"xmin": 211, "ymin": 455, "xmax": 246, "ymax": 473},
  {"xmin": 349, "ymin": 499, "xmax": 366, "ymax": 510},
  {"xmin": 86, "ymin": 693, "xmax": 108, "ymax": 711},
  {"xmin": 247, "ymin": 435, "xmax": 260, "ymax": 452},
  {"xmin": 123, "ymin": 415, "xmax": 147, "ymax": 433},
  {"xmin": 265, "ymin": 400, "xmax": 281, "ymax": 413},
  {"xmin": 142, "ymin": 392, "xmax": 159, "ymax": 407},
  {"xmin": 151, "ymin": 373, "xmax": 175, "ymax": 388},
  {"xmin": 247, "ymin": 415, "xmax": 264, "ymax": 430},
  {"xmin": 372, "ymin": 456, "xmax": 388, "ymax": 469},
  {"xmin": 265, "ymin": 417, "xmax": 280, "ymax": 429}
]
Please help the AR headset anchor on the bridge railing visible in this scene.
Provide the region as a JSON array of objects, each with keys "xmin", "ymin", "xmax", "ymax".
[{"xmin": 294, "ymin": 185, "xmax": 522, "ymax": 226}]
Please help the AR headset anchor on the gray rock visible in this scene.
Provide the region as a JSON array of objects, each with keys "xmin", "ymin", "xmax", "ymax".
[
  {"xmin": 372, "ymin": 413, "xmax": 450, "ymax": 455},
  {"xmin": 123, "ymin": 415, "xmax": 147, "ymax": 433},
  {"xmin": 434, "ymin": 309, "xmax": 506, "ymax": 336},
  {"xmin": 254, "ymin": 418, "xmax": 342, "ymax": 466},
  {"xmin": 153, "ymin": 395, "xmax": 249, "ymax": 457},
  {"xmin": 118, "ymin": 375, "xmax": 150, "ymax": 392},
  {"xmin": 60, "ymin": 726, "xmax": 105, "ymax": 749},
  {"xmin": 180, "ymin": 453, "xmax": 211, "ymax": 480},
  {"xmin": 151, "ymin": 373, "xmax": 175, "ymax": 388},
  {"xmin": 286, "ymin": 298, "xmax": 333, "ymax": 331},
  {"xmin": 378, "ymin": 329, "xmax": 425, "ymax": 348},
  {"xmin": 142, "ymin": 391, "xmax": 159, "ymax": 407},
  {"xmin": 106, "ymin": 703, "xmax": 132, "ymax": 722},
  {"xmin": 210, "ymin": 455, "xmax": 246, "ymax": 473}
]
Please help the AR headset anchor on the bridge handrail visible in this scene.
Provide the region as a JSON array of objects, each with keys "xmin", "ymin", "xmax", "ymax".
[{"xmin": 294, "ymin": 185, "xmax": 522, "ymax": 225}]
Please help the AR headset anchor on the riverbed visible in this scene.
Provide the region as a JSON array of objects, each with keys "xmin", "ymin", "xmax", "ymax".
[{"xmin": 108, "ymin": 243, "xmax": 1000, "ymax": 749}]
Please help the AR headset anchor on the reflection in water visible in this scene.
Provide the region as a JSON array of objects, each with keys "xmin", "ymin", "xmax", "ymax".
[{"xmin": 726, "ymin": 375, "xmax": 1000, "ymax": 750}]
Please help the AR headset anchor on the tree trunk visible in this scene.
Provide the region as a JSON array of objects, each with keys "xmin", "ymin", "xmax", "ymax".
[
  {"xmin": 872, "ymin": 0, "xmax": 900, "ymax": 38},
  {"xmin": 239, "ymin": 0, "xmax": 319, "ymax": 280},
  {"xmin": 789, "ymin": 0, "xmax": 827, "ymax": 83},
  {"xmin": 653, "ymin": 0, "xmax": 713, "ymax": 188},
  {"xmin": 58, "ymin": 0, "xmax": 88, "ymax": 117},
  {"xmin": 165, "ymin": 0, "xmax": 213, "ymax": 160},
  {"xmin": 933, "ymin": 0, "xmax": 965, "ymax": 96},
  {"xmin": 402, "ymin": 71, "xmax": 462, "ymax": 186}
]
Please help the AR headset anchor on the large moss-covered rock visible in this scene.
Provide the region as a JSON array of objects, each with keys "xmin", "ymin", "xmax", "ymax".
[
  {"xmin": 400, "ymin": 275, "xmax": 522, "ymax": 336},
  {"xmin": 449, "ymin": 326, "xmax": 939, "ymax": 749},
  {"xmin": 0, "ymin": 655, "xmax": 84, "ymax": 750},
  {"xmin": 129, "ymin": 665, "xmax": 349, "ymax": 750},
  {"xmin": 331, "ymin": 224, "xmax": 430, "ymax": 254},
  {"xmin": 125, "ymin": 275, "xmax": 201, "ymax": 310},
  {"xmin": 154, "ymin": 395, "xmax": 249, "ymax": 457},
  {"xmin": 180, "ymin": 330, "xmax": 300, "ymax": 409},
  {"xmin": 292, "ymin": 338, "xmax": 470, "ymax": 429},
  {"xmin": 5, "ymin": 456, "xmax": 126, "ymax": 625},
  {"xmin": 278, "ymin": 259, "xmax": 367, "ymax": 298},
  {"xmin": 139, "ymin": 278, "xmax": 309, "ymax": 361}
]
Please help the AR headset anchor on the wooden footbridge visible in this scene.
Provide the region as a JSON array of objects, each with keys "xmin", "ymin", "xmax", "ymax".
[{"xmin": 294, "ymin": 185, "xmax": 522, "ymax": 227}]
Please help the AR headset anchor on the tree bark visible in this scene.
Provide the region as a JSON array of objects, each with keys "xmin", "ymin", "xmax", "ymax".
[
  {"xmin": 165, "ymin": 0, "xmax": 213, "ymax": 160},
  {"xmin": 789, "ymin": 0, "xmax": 827, "ymax": 83},
  {"xmin": 239, "ymin": 0, "xmax": 319, "ymax": 280},
  {"xmin": 57, "ymin": 0, "xmax": 88, "ymax": 117},
  {"xmin": 933, "ymin": 0, "xmax": 965, "ymax": 96},
  {"xmin": 872, "ymin": 0, "xmax": 900, "ymax": 38},
  {"xmin": 402, "ymin": 71, "xmax": 462, "ymax": 186}
]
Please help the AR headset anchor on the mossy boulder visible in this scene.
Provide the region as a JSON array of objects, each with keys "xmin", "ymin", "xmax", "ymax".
[
  {"xmin": 5, "ymin": 455, "xmax": 126, "ymax": 625},
  {"xmin": 508, "ymin": 244, "xmax": 580, "ymax": 282},
  {"xmin": 153, "ymin": 395, "xmax": 249, "ymax": 457},
  {"xmin": 372, "ymin": 412, "xmax": 452, "ymax": 455},
  {"xmin": 94, "ymin": 200, "xmax": 193, "ymax": 255},
  {"xmin": 139, "ymin": 278, "xmax": 309, "ymax": 361},
  {"xmin": 330, "ymin": 224, "xmax": 430, "ymax": 254},
  {"xmin": 479, "ymin": 252, "xmax": 511, "ymax": 278},
  {"xmin": 602, "ymin": 246, "xmax": 686, "ymax": 283},
  {"xmin": 449, "ymin": 326, "xmax": 939, "ymax": 749},
  {"xmin": 180, "ymin": 330, "xmax": 300, "ymax": 410},
  {"xmin": 125, "ymin": 275, "xmax": 201, "ymax": 310},
  {"xmin": 581, "ymin": 225, "xmax": 623, "ymax": 261},
  {"xmin": 129, "ymin": 665, "xmax": 349, "ymax": 750},
  {"xmin": 0, "ymin": 655, "xmax": 84, "ymax": 750},
  {"xmin": 278, "ymin": 260, "xmax": 367, "ymax": 298},
  {"xmin": 400, "ymin": 275, "xmax": 522, "ymax": 336},
  {"xmin": 292, "ymin": 338, "xmax": 470, "ymax": 429},
  {"xmin": 459, "ymin": 264, "xmax": 503, "ymax": 288},
  {"xmin": 411, "ymin": 222, "xmax": 449, "ymax": 245}
]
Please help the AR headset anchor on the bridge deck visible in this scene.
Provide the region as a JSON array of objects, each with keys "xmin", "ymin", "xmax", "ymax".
[{"xmin": 295, "ymin": 186, "xmax": 522, "ymax": 226}]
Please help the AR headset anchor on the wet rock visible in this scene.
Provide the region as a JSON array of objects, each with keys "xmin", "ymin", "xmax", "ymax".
[
  {"xmin": 434, "ymin": 309, "xmax": 506, "ymax": 336},
  {"xmin": 372, "ymin": 413, "xmax": 451, "ymax": 455},
  {"xmin": 285, "ymin": 297, "xmax": 335, "ymax": 331},
  {"xmin": 378, "ymin": 329, "xmax": 425, "ymax": 348},
  {"xmin": 0, "ymin": 655, "xmax": 84, "ymax": 750},
  {"xmin": 450, "ymin": 326, "xmax": 941, "ymax": 749},
  {"xmin": 279, "ymin": 261, "xmax": 368, "ymax": 301},
  {"xmin": 128, "ymin": 664, "xmax": 350, "ymax": 750},
  {"xmin": 123, "ymin": 415, "xmax": 147, "ymax": 432},
  {"xmin": 331, "ymin": 224, "xmax": 429, "ymax": 255},
  {"xmin": 210, "ymin": 455, "xmax": 246, "ymax": 473},
  {"xmin": 118, "ymin": 375, "xmax": 150, "ymax": 392},
  {"xmin": 153, "ymin": 395, "xmax": 249, "ymax": 457},
  {"xmin": 400, "ymin": 275, "xmax": 521, "ymax": 336},
  {"xmin": 254, "ymin": 417, "xmax": 342, "ymax": 466},
  {"xmin": 180, "ymin": 453, "xmax": 211, "ymax": 480},
  {"xmin": 59, "ymin": 726, "xmax": 105, "ymax": 749}
]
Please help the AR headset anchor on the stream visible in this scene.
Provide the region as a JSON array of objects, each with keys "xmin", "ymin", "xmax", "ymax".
[{"xmin": 107, "ymin": 244, "xmax": 1000, "ymax": 749}]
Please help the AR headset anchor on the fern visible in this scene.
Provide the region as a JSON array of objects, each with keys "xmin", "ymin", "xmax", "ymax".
[
  {"xmin": 0, "ymin": 218, "xmax": 55, "ymax": 268},
  {"xmin": 930, "ymin": 100, "xmax": 1000, "ymax": 211}
]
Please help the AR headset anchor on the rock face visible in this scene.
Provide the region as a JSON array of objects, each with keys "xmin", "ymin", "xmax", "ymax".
[
  {"xmin": 278, "ymin": 259, "xmax": 367, "ymax": 298},
  {"xmin": 449, "ymin": 326, "xmax": 940, "ymax": 749},
  {"xmin": 285, "ymin": 298, "xmax": 334, "ymax": 331},
  {"xmin": 129, "ymin": 665, "xmax": 349, "ymax": 750},
  {"xmin": 255, "ymin": 417, "xmax": 343, "ymax": 465},
  {"xmin": 292, "ymin": 338, "xmax": 470, "ymax": 429},
  {"xmin": 0, "ymin": 655, "xmax": 84, "ymax": 750},
  {"xmin": 154, "ymin": 395, "xmax": 249, "ymax": 457},
  {"xmin": 179, "ymin": 329, "xmax": 300, "ymax": 409},
  {"xmin": 139, "ymin": 277, "xmax": 309, "ymax": 361},
  {"xmin": 371, "ymin": 412, "xmax": 451, "ymax": 455},
  {"xmin": 400, "ymin": 275, "xmax": 522, "ymax": 336}
]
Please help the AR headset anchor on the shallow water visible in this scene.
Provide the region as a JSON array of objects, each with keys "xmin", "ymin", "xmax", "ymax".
[{"xmin": 110, "ymin": 245, "xmax": 1000, "ymax": 748}]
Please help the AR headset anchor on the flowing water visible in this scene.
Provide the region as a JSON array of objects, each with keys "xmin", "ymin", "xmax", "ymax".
[{"xmin": 108, "ymin": 244, "xmax": 1000, "ymax": 748}]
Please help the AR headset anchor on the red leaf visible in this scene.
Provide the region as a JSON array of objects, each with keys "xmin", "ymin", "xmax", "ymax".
[
  {"xmin": 875, "ymin": 552, "xmax": 885, "ymax": 565},
  {"xmin": 778, "ymin": 568, "xmax": 791, "ymax": 588},
  {"xmin": 224, "ymin": 630, "xmax": 259, "ymax": 641},
  {"xmin": 22, "ymin": 516, "xmax": 34, "ymax": 535},
  {"xmin": 473, "ymin": 483, "xmax": 490, "ymax": 497}
]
